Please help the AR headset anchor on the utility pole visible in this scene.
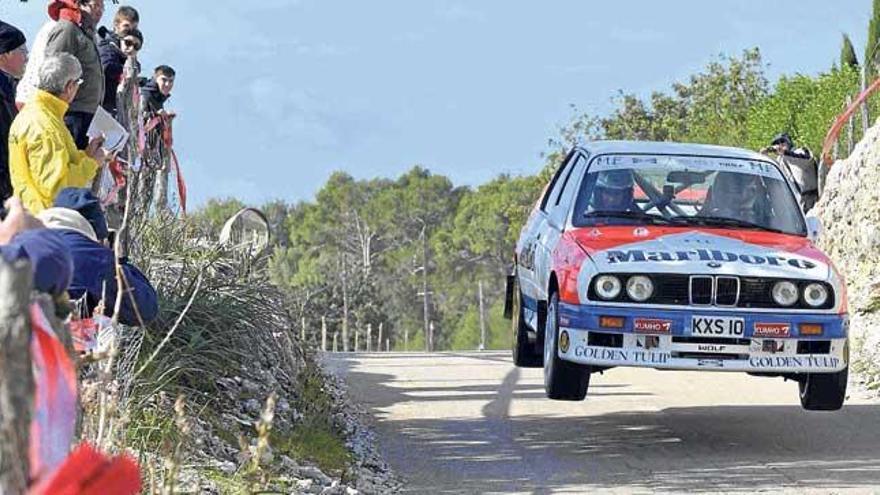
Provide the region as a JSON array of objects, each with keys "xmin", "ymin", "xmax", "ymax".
[
  {"xmin": 354, "ymin": 326, "xmax": 359, "ymax": 352},
  {"xmin": 421, "ymin": 225, "xmax": 431, "ymax": 352},
  {"xmin": 378, "ymin": 323, "xmax": 383, "ymax": 352},
  {"xmin": 367, "ymin": 324, "xmax": 372, "ymax": 352},
  {"xmin": 428, "ymin": 320, "xmax": 435, "ymax": 352},
  {"xmin": 321, "ymin": 316, "xmax": 327, "ymax": 352},
  {"xmin": 478, "ymin": 280, "xmax": 486, "ymax": 351},
  {"xmin": 333, "ymin": 332, "xmax": 338, "ymax": 352}
]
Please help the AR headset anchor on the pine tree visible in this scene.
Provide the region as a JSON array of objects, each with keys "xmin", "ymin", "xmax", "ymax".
[
  {"xmin": 841, "ymin": 34, "xmax": 859, "ymax": 70},
  {"xmin": 865, "ymin": 0, "xmax": 880, "ymax": 78}
]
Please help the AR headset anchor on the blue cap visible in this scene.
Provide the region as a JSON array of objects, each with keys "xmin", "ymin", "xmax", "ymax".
[
  {"xmin": 53, "ymin": 188, "xmax": 109, "ymax": 241},
  {"xmin": 1, "ymin": 229, "xmax": 73, "ymax": 295}
]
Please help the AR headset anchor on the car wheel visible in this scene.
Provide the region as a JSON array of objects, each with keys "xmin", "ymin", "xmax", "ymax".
[
  {"xmin": 799, "ymin": 367, "xmax": 847, "ymax": 411},
  {"xmin": 511, "ymin": 278, "xmax": 542, "ymax": 368},
  {"xmin": 543, "ymin": 290, "xmax": 590, "ymax": 400}
]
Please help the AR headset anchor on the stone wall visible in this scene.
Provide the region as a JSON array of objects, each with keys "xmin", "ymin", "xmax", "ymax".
[{"xmin": 813, "ymin": 121, "xmax": 880, "ymax": 387}]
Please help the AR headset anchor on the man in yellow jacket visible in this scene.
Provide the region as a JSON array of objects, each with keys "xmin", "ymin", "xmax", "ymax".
[{"xmin": 9, "ymin": 53, "xmax": 105, "ymax": 213}]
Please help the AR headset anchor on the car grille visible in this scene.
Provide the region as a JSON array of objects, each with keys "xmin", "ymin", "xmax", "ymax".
[{"xmin": 589, "ymin": 273, "xmax": 834, "ymax": 310}]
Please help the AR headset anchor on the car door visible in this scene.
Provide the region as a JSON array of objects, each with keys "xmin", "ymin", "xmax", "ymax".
[
  {"xmin": 517, "ymin": 151, "xmax": 578, "ymax": 303},
  {"xmin": 531, "ymin": 152, "xmax": 586, "ymax": 301}
]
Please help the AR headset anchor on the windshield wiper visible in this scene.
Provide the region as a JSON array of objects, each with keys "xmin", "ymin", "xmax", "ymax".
[
  {"xmin": 583, "ymin": 210, "xmax": 673, "ymax": 225},
  {"xmin": 674, "ymin": 215, "xmax": 787, "ymax": 234}
]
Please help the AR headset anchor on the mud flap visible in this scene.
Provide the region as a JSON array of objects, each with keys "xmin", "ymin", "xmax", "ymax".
[{"xmin": 503, "ymin": 275, "xmax": 515, "ymax": 319}]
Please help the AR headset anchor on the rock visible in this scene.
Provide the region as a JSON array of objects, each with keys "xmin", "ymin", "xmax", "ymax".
[
  {"xmin": 218, "ymin": 461, "xmax": 237, "ymax": 475},
  {"xmin": 244, "ymin": 398, "xmax": 261, "ymax": 415},
  {"xmin": 296, "ymin": 466, "xmax": 333, "ymax": 486}
]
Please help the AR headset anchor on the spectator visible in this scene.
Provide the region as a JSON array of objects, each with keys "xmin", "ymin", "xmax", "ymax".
[
  {"xmin": 98, "ymin": 5, "xmax": 140, "ymax": 115},
  {"xmin": 762, "ymin": 132, "xmax": 819, "ymax": 212},
  {"xmin": 0, "ymin": 21, "xmax": 28, "ymax": 201},
  {"xmin": 8, "ymin": 54, "xmax": 105, "ymax": 214},
  {"xmin": 0, "ymin": 197, "xmax": 73, "ymax": 296},
  {"xmin": 140, "ymin": 65, "xmax": 175, "ymax": 116},
  {"xmin": 40, "ymin": 188, "xmax": 158, "ymax": 325},
  {"xmin": 45, "ymin": 0, "xmax": 106, "ymax": 150},
  {"xmin": 99, "ymin": 28, "xmax": 142, "ymax": 115},
  {"xmin": 16, "ymin": 18, "xmax": 57, "ymax": 108}
]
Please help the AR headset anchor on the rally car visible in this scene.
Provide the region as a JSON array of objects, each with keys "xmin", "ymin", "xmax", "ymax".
[{"xmin": 505, "ymin": 141, "xmax": 848, "ymax": 410}]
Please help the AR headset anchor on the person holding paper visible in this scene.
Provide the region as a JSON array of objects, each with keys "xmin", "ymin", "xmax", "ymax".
[{"xmin": 9, "ymin": 54, "xmax": 106, "ymax": 214}]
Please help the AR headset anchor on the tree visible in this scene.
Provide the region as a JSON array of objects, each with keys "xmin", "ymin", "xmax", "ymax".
[
  {"xmin": 190, "ymin": 197, "xmax": 246, "ymax": 237},
  {"xmin": 841, "ymin": 33, "xmax": 859, "ymax": 70},
  {"xmin": 866, "ymin": 0, "xmax": 880, "ymax": 79}
]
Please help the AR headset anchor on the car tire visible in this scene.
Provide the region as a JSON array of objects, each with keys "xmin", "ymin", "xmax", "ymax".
[
  {"xmin": 543, "ymin": 291, "xmax": 590, "ymax": 400},
  {"xmin": 511, "ymin": 278, "xmax": 542, "ymax": 368},
  {"xmin": 799, "ymin": 367, "xmax": 847, "ymax": 411}
]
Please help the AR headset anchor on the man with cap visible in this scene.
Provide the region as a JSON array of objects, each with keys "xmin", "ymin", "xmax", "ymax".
[
  {"xmin": 40, "ymin": 187, "xmax": 158, "ymax": 326},
  {"xmin": 0, "ymin": 197, "xmax": 73, "ymax": 297},
  {"xmin": 761, "ymin": 132, "xmax": 818, "ymax": 212},
  {"xmin": 0, "ymin": 21, "xmax": 27, "ymax": 201}
]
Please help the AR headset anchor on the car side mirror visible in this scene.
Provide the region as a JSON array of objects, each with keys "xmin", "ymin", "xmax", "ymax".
[{"xmin": 805, "ymin": 216, "xmax": 823, "ymax": 242}]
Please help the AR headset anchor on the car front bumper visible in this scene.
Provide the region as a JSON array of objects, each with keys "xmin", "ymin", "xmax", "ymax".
[{"xmin": 557, "ymin": 303, "xmax": 848, "ymax": 373}]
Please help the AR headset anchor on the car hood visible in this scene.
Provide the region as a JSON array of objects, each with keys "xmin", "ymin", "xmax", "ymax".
[{"xmin": 570, "ymin": 226, "xmax": 832, "ymax": 280}]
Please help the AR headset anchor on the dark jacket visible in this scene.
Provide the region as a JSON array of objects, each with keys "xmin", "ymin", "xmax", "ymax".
[
  {"xmin": 45, "ymin": 19, "xmax": 104, "ymax": 114},
  {"xmin": 0, "ymin": 73, "xmax": 17, "ymax": 200},
  {"xmin": 0, "ymin": 228, "xmax": 73, "ymax": 295},
  {"xmin": 58, "ymin": 229, "xmax": 159, "ymax": 325},
  {"xmin": 97, "ymin": 30, "xmax": 124, "ymax": 114},
  {"xmin": 139, "ymin": 78, "xmax": 169, "ymax": 116}
]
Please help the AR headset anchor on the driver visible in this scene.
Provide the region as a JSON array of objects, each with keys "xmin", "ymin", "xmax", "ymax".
[
  {"xmin": 590, "ymin": 169, "xmax": 634, "ymax": 212},
  {"xmin": 701, "ymin": 171, "xmax": 765, "ymax": 224}
]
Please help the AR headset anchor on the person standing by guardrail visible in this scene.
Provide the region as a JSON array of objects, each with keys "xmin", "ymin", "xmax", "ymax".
[
  {"xmin": 0, "ymin": 21, "xmax": 28, "ymax": 202},
  {"xmin": 9, "ymin": 54, "xmax": 106, "ymax": 214},
  {"xmin": 760, "ymin": 132, "xmax": 819, "ymax": 212},
  {"xmin": 44, "ymin": 0, "xmax": 106, "ymax": 150}
]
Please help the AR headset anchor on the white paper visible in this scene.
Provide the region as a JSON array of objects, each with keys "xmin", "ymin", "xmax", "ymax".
[{"xmin": 86, "ymin": 106, "xmax": 130, "ymax": 153}]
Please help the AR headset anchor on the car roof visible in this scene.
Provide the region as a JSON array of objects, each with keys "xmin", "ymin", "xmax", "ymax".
[{"xmin": 576, "ymin": 140, "xmax": 772, "ymax": 162}]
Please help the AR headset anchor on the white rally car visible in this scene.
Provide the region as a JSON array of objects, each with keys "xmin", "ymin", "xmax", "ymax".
[{"xmin": 505, "ymin": 141, "xmax": 848, "ymax": 410}]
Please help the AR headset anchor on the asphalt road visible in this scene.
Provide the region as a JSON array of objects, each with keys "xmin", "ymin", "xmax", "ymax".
[{"xmin": 324, "ymin": 351, "xmax": 880, "ymax": 494}]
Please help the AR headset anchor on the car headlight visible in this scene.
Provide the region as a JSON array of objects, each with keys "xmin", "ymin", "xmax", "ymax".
[
  {"xmin": 803, "ymin": 283, "xmax": 829, "ymax": 307},
  {"xmin": 772, "ymin": 281, "xmax": 799, "ymax": 307},
  {"xmin": 626, "ymin": 275, "xmax": 654, "ymax": 302},
  {"xmin": 594, "ymin": 275, "xmax": 622, "ymax": 300}
]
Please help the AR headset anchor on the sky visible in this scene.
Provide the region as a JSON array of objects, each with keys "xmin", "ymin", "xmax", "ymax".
[{"xmin": 0, "ymin": 0, "xmax": 872, "ymax": 207}]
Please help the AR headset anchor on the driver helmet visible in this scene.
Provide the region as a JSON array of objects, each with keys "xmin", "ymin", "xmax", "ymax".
[
  {"xmin": 591, "ymin": 169, "xmax": 634, "ymax": 211},
  {"xmin": 710, "ymin": 172, "xmax": 763, "ymax": 216}
]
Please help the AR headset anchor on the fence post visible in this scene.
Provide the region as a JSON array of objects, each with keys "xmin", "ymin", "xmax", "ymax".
[
  {"xmin": 861, "ymin": 64, "xmax": 870, "ymax": 133},
  {"xmin": 321, "ymin": 316, "xmax": 327, "ymax": 352},
  {"xmin": 846, "ymin": 95, "xmax": 855, "ymax": 155},
  {"xmin": 0, "ymin": 260, "xmax": 34, "ymax": 494}
]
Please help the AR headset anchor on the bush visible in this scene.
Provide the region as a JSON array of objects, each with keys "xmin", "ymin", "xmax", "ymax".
[{"xmin": 747, "ymin": 67, "xmax": 861, "ymax": 155}]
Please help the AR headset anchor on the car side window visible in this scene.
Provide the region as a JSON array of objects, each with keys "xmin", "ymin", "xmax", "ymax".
[
  {"xmin": 550, "ymin": 156, "xmax": 586, "ymax": 226},
  {"xmin": 539, "ymin": 150, "xmax": 577, "ymax": 213}
]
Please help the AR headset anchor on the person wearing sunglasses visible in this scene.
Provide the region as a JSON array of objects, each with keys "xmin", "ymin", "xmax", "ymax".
[{"xmin": 99, "ymin": 26, "xmax": 143, "ymax": 115}]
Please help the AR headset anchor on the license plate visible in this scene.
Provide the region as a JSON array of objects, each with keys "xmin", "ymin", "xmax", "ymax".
[{"xmin": 691, "ymin": 316, "xmax": 745, "ymax": 337}]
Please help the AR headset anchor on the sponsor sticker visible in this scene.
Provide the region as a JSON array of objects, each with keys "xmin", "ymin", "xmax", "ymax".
[
  {"xmin": 754, "ymin": 323, "xmax": 791, "ymax": 338},
  {"xmin": 634, "ymin": 318, "xmax": 672, "ymax": 334}
]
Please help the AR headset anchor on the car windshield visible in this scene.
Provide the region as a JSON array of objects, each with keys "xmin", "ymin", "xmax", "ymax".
[{"xmin": 572, "ymin": 154, "xmax": 807, "ymax": 236}]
